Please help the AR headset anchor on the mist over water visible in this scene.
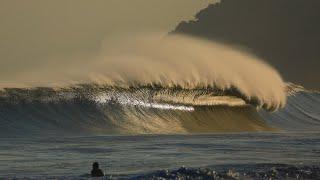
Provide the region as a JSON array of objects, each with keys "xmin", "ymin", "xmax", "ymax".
[
  {"xmin": 3, "ymin": 34, "xmax": 286, "ymax": 111},
  {"xmin": 0, "ymin": 34, "xmax": 297, "ymax": 136}
]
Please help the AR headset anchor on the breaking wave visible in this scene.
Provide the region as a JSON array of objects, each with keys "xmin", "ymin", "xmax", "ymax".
[
  {"xmin": 3, "ymin": 34, "xmax": 315, "ymax": 137},
  {"xmin": 0, "ymin": 83, "xmax": 318, "ymax": 136},
  {"xmin": 0, "ymin": 85, "xmax": 274, "ymax": 136},
  {"xmin": 2, "ymin": 34, "xmax": 286, "ymax": 111}
]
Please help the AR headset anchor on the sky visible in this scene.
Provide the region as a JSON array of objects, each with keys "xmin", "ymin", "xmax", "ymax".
[{"xmin": 0, "ymin": 0, "xmax": 217, "ymax": 85}]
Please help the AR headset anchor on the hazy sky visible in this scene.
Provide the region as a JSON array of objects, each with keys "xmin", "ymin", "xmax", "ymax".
[{"xmin": 0, "ymin": 0, "xmax": 217, "ymax": 83}]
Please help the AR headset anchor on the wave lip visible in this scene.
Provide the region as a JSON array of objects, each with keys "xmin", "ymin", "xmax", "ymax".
[{"xmin": 0, "ymin": 84, "xmax": 282, "ymax": 111}]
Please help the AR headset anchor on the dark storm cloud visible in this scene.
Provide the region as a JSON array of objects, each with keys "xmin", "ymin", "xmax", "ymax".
[{"xmin": 173, "ymin": 0, "xmax": 320, "ymax": 89}]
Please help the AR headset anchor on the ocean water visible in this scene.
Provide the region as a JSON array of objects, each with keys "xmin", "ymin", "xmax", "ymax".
[{"xmin": 0, "ymin": 132, "xmax": 319, "ymax": 178}]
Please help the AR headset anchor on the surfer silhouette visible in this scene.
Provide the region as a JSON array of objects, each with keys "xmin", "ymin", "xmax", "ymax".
[{"xmin": 91, "ymin": 162, "xmax": 104, "ymax": 177}]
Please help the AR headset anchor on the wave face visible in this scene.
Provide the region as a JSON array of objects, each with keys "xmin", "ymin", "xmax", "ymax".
[
  {"xmin": 0, "ymin": 86, "xmax": 275, "ymax": 136},
  {"xmin": 0, "ymin": 84, "xmax": 318, "ymax": 137},
  {"xmin": 261, "ymin": 90, "xmax": 320, "ymax": 132}
]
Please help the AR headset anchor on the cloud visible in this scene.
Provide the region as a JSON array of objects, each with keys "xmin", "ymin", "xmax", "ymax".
[{"xmin": 173, "ymin": 0, "xmax": 320, "ymax": 89}]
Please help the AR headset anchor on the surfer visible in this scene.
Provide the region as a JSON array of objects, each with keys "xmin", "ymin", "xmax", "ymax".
[{"xmin": 91, "ymin": 162, "xmax": 104, "ymax": 177}]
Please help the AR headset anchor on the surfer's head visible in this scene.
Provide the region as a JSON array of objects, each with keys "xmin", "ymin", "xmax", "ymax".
[{"xmin": 92, "ymin": 162, "xmax": 99, "ymax": 169}]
